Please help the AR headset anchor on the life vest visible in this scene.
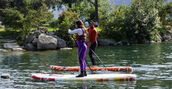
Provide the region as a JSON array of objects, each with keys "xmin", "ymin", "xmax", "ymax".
[{"xmin": 76, "ymin": 28, "xmax": 86, "ymax": 42}]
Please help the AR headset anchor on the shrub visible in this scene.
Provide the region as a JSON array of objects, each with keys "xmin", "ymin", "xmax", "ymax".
[{"xmin": 55, "ymin": 11, "xmax": 79, "ymax": 46}]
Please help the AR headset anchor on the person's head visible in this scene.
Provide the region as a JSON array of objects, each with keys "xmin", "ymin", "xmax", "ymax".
[
  {"xmin": 88, "ymin": 20, "xmax": 95, "ymax": 28},
  {"xmin": 75, "ymin": 20, "xmax": 85, "ymax": 28}
]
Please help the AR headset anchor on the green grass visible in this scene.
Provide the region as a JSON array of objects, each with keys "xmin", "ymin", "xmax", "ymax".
[
  {"xmin": 0, "ymin": 27, "xmax": 5, "ymax": 31},
  {"xmin": 96, "ymin": 27, "xmax": 102, "ymax": 32},
  {"xmin": 0, "ymin": 27, "xmax": 6, "ymax": 36},
  {"xmin": 48, "ymin": 27, "xmax": 59, "ymax": 32},
  {"xmin": 0, "ymin": 27, "xmax": 15, "ymax": 39}
]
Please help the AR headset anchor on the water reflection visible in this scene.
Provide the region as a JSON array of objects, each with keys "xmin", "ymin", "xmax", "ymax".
[
  {"xmin": 0, "ymin": 43, "xmax": 172, "ymax": 88},
  {"xmin": 29, "ymin": 80, "xmax": 137, "ymax": 89}
]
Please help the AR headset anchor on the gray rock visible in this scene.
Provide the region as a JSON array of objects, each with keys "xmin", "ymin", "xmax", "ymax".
[
  {"xmin": 4, "ymin": 43, "xmax": 20, "ymax": 49},
  {"xmin": 98, "ymin": 39, "xmax": 114, "ymax": 46},
  {"xmin": 24, "ymin": 29, "xmax": 66, "ymax": 50},
  {"xmin": 32, "ymin": 38, "xmax": 38, "ymax": 46},
  {"xmin": 56, "ymin": 36, "xmax": 66, "ymax": 48},
  {"xmin": 60, "ymin": 47, "xmax": 72, "ymax": 50},
  {"xmin": 115, "ymin": 41, "xmax": 130, "ymax": 46},
  {"xmin": 24, "ymin": 43, "xmax": 37, "ymax": 51},
  {"xmin": 12, "ymin": 48, "xmax": 24, "ymax": 51},
  {"xmin": 1, "ymin": 73, "xmax": 10, "ymax": 79},
  {"xmin": 48, "ymin": 34, "xmax": 66, "ymax": 48},
  {"xmin": 25, "ymin": 35, "xmax": 34, "ymax": 44},
  {"xmin": 37, "ymin": 34, "xmax": 57, "ymax": 50},
  {"xmin": 48, "ymin": 32, "xmax": 55, "ymax": 35},
  {"xmin": 0, "ymin": 49, "xmax": 8, "ymax": 52}
]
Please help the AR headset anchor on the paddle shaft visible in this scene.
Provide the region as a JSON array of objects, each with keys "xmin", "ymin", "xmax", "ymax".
[
  {"xmin": 90, "ymin": 48, "xmax": 107, "ymax": 70},
  {"xmin": 71, "ymin": 35, "xmax": 106, "ymax": 70}
]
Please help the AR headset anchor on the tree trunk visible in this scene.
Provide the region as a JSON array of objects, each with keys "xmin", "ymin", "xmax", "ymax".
[
  {"xmin": 68, "ymin": 3, "xmax": 72, "ymax": 8},
  {"xmin": 95, "ymin": 0, "xmax": 98, "ymax": 23}
]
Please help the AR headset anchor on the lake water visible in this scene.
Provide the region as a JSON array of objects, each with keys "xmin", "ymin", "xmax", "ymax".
[{"xmin": 0, "ymin": 43, "xmax": 172, "ymax": 89}]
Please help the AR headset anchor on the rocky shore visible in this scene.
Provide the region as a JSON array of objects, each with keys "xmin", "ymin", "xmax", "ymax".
[{"xmin": 0, "ymin": 26, "xmax": 172, "ymax": 53}]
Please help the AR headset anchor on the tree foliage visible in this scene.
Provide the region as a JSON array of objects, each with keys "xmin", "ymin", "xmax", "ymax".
[
  {"xmin": 100, "ymin": 0, "xmax": 168, "ymax": 43},
  {"xmin": 123, "ymin": 0, "xmax": 166, "ymax": 43},
  {"xmin": 159, "ymin": 1, "xmax": 172, "ymax": 25},
  {"xmin": 0, "ymin": 0, "xmax": 170, "ymax": 44},
  {"xmin": 53, "ymin": 11, "xmax": 79, "ymax": 45},
  {"xmin": 0, "ymin": 0, "xmax": 53, "ymax": 42},
  {"xmin": 100, "ymin": 4, "xmax": 128, "ymax": 41}
]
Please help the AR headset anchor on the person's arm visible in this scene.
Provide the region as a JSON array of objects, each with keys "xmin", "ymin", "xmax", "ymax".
[{"xmin": 68, "ymin": 28, "xmax": 82, "ymax": 35}]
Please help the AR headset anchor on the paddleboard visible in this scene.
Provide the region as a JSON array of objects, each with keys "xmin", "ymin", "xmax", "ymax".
[
  {"xmin": 32, "ymin": 73, "xmax": 136, "ymax": 82},
  {"xmin": 50, "ymin": 65, "xmax": 133, "ymax": 72}
]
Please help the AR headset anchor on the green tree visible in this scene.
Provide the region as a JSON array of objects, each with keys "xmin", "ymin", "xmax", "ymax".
[
  {"xmin": 0, "ymin": 0, "xmax": 53, "ymax": 42},
  {"xmin": 87, "ymin": 0, "xmax": 99, "ymax": 22},
  {"xmin": 123, "ymin": 0, "xmax": 166, "ymax": 43},
  {"xmin": 159, "ymin": 2, "xmax": 172, "ymax": 25},
  {"xmin": 100, "ymin": 4, "xmax": 128, "ymax": 41},
  {"xmin": 61, "ymin": 0, "xmax": 99, "ymax": 23},
  {"xmin": 55, "ymin": 11, "xmax": 79, "ymax": 46}
]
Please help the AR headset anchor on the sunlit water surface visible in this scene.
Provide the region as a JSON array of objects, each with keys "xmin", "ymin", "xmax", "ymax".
[{"xmin": 0, "ymin": 43, "xmax": 172, "ymax": 89}]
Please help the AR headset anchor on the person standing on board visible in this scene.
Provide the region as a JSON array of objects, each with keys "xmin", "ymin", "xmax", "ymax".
[
  {"xmin": 87, "ymin": 21, "xmax": 98, "ymax": 67},
  {"xmin": 68, "ymin": 20, "xmax": 87, "ymax": 77}
]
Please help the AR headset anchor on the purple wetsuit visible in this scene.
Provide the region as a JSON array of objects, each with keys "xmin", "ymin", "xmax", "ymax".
[
  {"xmin": 68, "ymin": 28, "xmax": 87, "ymax": 71},
  {"xmin": 77, "ymin": 40, "xmax": 87, "ymax": 71}
]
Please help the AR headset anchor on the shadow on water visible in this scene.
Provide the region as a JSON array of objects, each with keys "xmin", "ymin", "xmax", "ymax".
[{"xmin": 0, "ymin": 43, "xmax": 172, "ymax": 88}]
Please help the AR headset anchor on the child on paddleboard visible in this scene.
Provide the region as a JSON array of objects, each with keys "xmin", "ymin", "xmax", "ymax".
[
  {"xmin": 68, "ymin": 20, "xmax": 87, "ymax": 77},
  {"xmin": 87, "ymin": 20, "xmax": 98, "ymax": 67}
]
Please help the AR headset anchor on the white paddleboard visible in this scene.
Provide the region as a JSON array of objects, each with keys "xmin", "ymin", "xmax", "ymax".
[{"xmin": 32, "ymin": 73, "xmax": 136, "ymax": 82}]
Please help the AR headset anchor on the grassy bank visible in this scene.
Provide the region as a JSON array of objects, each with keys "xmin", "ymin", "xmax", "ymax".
[
  {"xmin": 0, "ymin": 27, "xmax": 4, "ymax": 31},
  {"xmin": 0, "ymin": 27, "xmax": 6, "ymax": 37}
]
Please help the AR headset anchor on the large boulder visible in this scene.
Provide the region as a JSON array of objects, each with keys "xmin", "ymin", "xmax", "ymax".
[
  {"xmin": 24, "ymin": 43, "xmax": 37, "ymax": 51},
  {"xmin": 48, "ymin": 32, "xmax": 66, "ymax": 48},
  {"xmin": 37, "ymin": 34, "xmax": 57, "ymax": 50},
  {"xmin": 25, "ymin": 35, "xmax": 35, "ymax": 44},
  {"xmin": 24, "ymin": 28, "xmax": 67, "ymax": 51},
  {"xmin": 56, "ymin": 36, "xmax": 66, "ymax": 48}
]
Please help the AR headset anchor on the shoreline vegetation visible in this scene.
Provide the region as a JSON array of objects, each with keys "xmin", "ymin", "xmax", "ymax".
[{"xmin": 0, "ymin": 0, "xmax": 171, "ymax": 52}]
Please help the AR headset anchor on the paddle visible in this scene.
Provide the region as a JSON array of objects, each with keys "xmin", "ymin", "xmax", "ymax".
[
  {"xmin": 89, "ymin": 48, "xmax": 107, "ymax": 70},
  {"xmin": 71, "ymin": 35, "xmax": 107, "ymax": 71}
]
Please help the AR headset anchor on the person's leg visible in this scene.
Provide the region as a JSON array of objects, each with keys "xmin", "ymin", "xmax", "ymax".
[
  {"xmin": 77, "ymin": 41, "xmax": 87, "ymax": 77},
  {"xmin": 77, "ymin": 41, "xmax": 83, "ymax": 71},
  {"xmin": 81, "ymin": 43, "xmax": 87, "ymax": 71},
  {"xmin": 89, "ymin": 42, "xmax": 97, "ymax": 66},
  {"xmin": 79, "ymin": 43, "xmax": 87, "ymax": 75}
]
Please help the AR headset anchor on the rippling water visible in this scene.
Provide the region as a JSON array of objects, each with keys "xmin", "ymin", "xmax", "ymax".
[{"xmin": 0, "ymin": 43, "xmax": 172, "ymax": 89}]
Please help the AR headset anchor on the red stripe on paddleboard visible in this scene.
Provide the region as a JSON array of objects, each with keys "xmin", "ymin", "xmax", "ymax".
[
  {"xmin": 48, "ymin": 78, "xmax": 55, "ymax": 81},
  {"xmin": 32, "ymin": 74, "xmax": 55, "ymax": 81},
  {"xmin": 32, "ymin": 75, "xmax": 42, "ymax": 80}
]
